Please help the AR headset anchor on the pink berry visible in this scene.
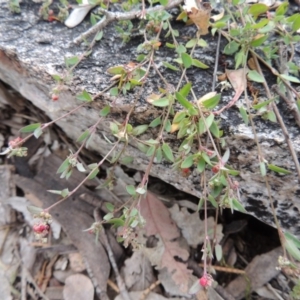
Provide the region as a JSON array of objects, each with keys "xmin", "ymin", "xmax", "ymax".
[{"xmin": 199, "ymin": 275, "xmax": 209, "ymax": 287}]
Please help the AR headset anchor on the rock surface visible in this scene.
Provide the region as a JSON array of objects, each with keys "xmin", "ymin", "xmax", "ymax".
[{"xmin": 1, "ymin": 0, "xmax": 300, "ymax": 237}]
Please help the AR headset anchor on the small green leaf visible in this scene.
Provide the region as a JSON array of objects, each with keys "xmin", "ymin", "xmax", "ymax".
[
  {"xmin": 248, "ymin": 3, "xmax": 268, "ymax": 17},
  {"xmin": 110, "ymin": 87, "xmax": 119, "ymax": 96},
  {"xmin": 146, "ymin": 145, "xmax": 156, "ymax": 157},
  {"xmin": 107, "ymin": 218, "xmax": 125, "ymax": 227},
  {"xmin": 192, "ymin": 59, "xmax": 209, "ymax": 69},
  {"xmin": 175, "ymin": 92, "xmax": 193, "ymax": 109},
  {"xmin": 76, "ymin": 90, "xmax": 93, "ymax": 102},
  {"xmin": 47, "ymin": 189, "xmax": 63, "ymax": 196},
  {"xmin": 76, "ymin": 163, "xmax": 86, "ymax": 172},
  {"xmin": 285, "ymin": 232, "xmax": 300, "ymax": 248},
  {"xmin": 126, "ymin": 185, "xmax": 136, "ymax": 196},
  {"xmin": 27, "ymin": 205, "xmax": 43, "ymax": 215},
  {"xmin": 176, "ymin": 44, "xmax": 186, "ymax": 54},
  {"xmin": 120, "ymin": 156, "xmax": 133, "ymax": 165},
  {"xmin": 252, "ymin": 98, "xmax": 274, "ymax": 110},
  {"xmin": 239, "ymin": 106, "xmax": 249, "ymax": 125},
  {"xmin": 275, "ymin": 1, "xmax": 288, "ymax": 16},
  {"xmin": 181, "ymin": 53, "xmax": 193, "ymax": 68},
  {"xmin": 105, "ymin": 202, "xmax": 115, "ymax": 212},
  {"xmin": 215, "ymin": 244, "xmax": 223, "ymax": 261},
  {"xmin": 107, "ymin": 65, "xmax": 125, "ymax": 75},
  {"xmin": 155, "ymin": 147, "xmax": 163, "ymax": 163},
  {"xmin": 20, "ymin": 123, "xmax": 41, "ymax": 133},
  {"xmin": 260, "ymin": 161, "xmax": 266, "ymax": 176},
  {"xmin": 210, "ymin": 121, "xmax": 221, "ymax": 138},
  {"xmin": 280, "ymin": 74, "xmax": 300, "ymax": 83},
  {"xmin": 179, "ymin": 82, "xmax": 192, "ymax": 98},
  {"xmin": 258, "ymin": 21, "xmax": 275, "ymax": 33},
  {"xmin": 202, "ymin": 94, "xmax": 221, "ymax": 109},
  {"xmin": 100, "ymin": 105, "xmax": 110, "ymax": 117},
  {"xmin": 162, "ymin": 143, "xmax": 174, "ymax": 162},
  {"xmin": 61, "ymin": 188, "xmax": 70, "ymax": 197},
  {"xmin": 88, "ymin": 167, "xmax": 99, "ymax": 179},
  {"xmin": 268, "ymin": 164, "xmax": 291, "ymax": 174},
  {"xmin": 223, "ymin": 41, "xmax": 240, "ymax": 55},
  {"xmin": 57, "ymin": 158, "xmax": 70, "ymax": 174},
  {"xmin": 136, "ymin": 187, "xmax": 146, "ymax": 194},
  {"xmin": 181, "ymin": 155, "xmax": 194, "ymax": 168},
  {"xmin": 33, "ymin": 127, "xmax": 43, "ymax": 139},
  {"xmin": 185, "ymin": 39, "xmax": 197, "ymax": 48},
  {"xmin": 285, "ymin": 233, "xmax": 300, "ymax": 261},
  {"xmin": 197, "ymin": 157, "xmax": 206, "ymax": 173},
  {"xmin": 77, "ymin": 130, "xmax": 90, "ymax": 142},
  {"xmin": 250, "ymin": 35, "xmax": 268, "ymax": 47},
  {"xmin": 266, "ymin": 110, "xmax": 277, "ymax": 122},
  {"xmin": 163, "ymin": 61, "xmax": 179, "ymax": 71},
  {"xmin": 95, "ymin": 31, "xmax": 103, "ymax": 41},
  {"xmin": 208, "ymin": 195, "xmax": 218, "ymax": 208},
  {"xmin": 104, "ymin": 212, "xmax": 114, "ymax": 221},
  {"xmin": 232, "ymin": 198, "xmax": 247, "ymax": 213},
  {"xmin": 132, "ymin": 125, "xmax": 148, "ymax": 136},
  {"xmin": 198, "ymin": 39, "xmax": 208, "ymax": 47},
  {"xmin": 152, "ymin": 98, "xmax": 169, "ymax": 107},
  {"xmin": 65, "ymin": 56, "xmax": 79, "ymax": 67},
  {"xmin": 52, "ymin": 74, "xmax": 62, "ymax": 82},
  {"xmin": 248, "ymin": 70, "xmax": 265, "ymax": 83},
  {"xmin": 149, "ymin": 117, "xmax": 162, "ymax": 128}
]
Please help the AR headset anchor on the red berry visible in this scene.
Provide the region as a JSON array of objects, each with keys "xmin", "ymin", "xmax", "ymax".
[
  {"xmin": 52, "ymin": 94, "xmax": 59, "ymax": 101},
  {"xmin": 212, "ymin": 165, "xmax": 219, "ymax": 174}
]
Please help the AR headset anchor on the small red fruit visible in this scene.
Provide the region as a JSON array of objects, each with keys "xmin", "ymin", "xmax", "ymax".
[
  {"xmin": 212, "ymin": 165, "xmax": 220, "ymax": 174},
  {"xmin": 52, "ymin": 94, "xmax": 59, "ymax": 101},
  {"xmin": 199, "ymin": 276, "xmax": 209, "ymax": 287}
]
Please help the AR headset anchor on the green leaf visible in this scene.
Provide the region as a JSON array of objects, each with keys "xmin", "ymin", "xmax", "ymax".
[
  {"xmin": 266, "ymin": 110, "xmax": 277, "ymax": 122},
  {"xmin": 208, "ymin": 195, "xmax": 218, "ymax": 208},
  {"xmin": 232, "ymin": 198, "xmax": 247, "ymax": 213},
  {"xmin": 146, "ymin": 145, "xmax": 156, "ymax": 157},
  {"xmin": 260, "ymin": 161, "xmax": 266, "ymax": 176},
  {"xmin": 248, "ymin": 3, "xmax": 268, "ymax": 17},
  {"xmin": 215, "ymin": 244, "xmax": 223, "ymax": 261},
  {"xmin": 259, "ymin": 21, "xmax": 275, "ymax": 33},
  {"xmin": 149, "ymin": 117, "xmax": 162, "ymax": 128},
  {"xmin": 52, "ymin": 74, "xmax": 62, "ymax": 82},
  {"xmin": 105, "ymin": 202, "xmax": 115, "ymax": 212},
  {"xmin": 136, "ymin": 187, "xmax": 146, "ymax": 194},
  {"xmin": 176, "ymin": 44, "xmax": 186, "ymax": 54},
  {"xmin": 20, "ymin": 123, "xmax": 41, "ymax": 133},
  {"xmin": 88, "ymin": 167, "xmax": 99, "ymax": 179},
  {"xmin": 104, "ymin": 212, "xmax": 114, "ymax": 221},
  {"xmin": 95, "ymin": 31, "xmax": 103, "ymax": 41},
  {"xmin": 181, "ymin": 155, "xmax": 194, "ymax": 168},
  {"xmin": 239, "ymin": 106, "xmax": 249, "ymax": 125},
  {"xmin": 107, "ymin": 65, "xmax": 125, "ymax": 75},
  {"xmin": 61, "ymin": 188, "xmax": 70, "ymax": 197},
  {"xmin": 100, "ymin": 105, "xmax": 110, "ymax": 117},
  {"xmin": 181, "ymin": 53, "xmax": 193, "ymax": 68},
  {"xmin": 198, "ymin": 39, "xmax": 208, "ymax": 48},
  {"xmin": 155, "ymin": 147, "xmax": 163, "ymax": 163},
  {"xmin": 120, "ymin": 156, "xmax": 133, "ymax": 165},
  {"xmin": 284, "ymin": 233, "xmax": 300, "ymax": 261},
  {"xmin": 275, "ymin": 1, "xmax": 288, "ymax": 15},
  {"xmin": 175, "ymin": 92, "xmax": 193, "ymax": 109},
  {"xmin": 33, "ymin": 127, "xmax": 43, "ymax": 139},
  {"xmin": 197, "ymin": 157, "xmax": 206, "ymax": 173},
  {"xmin": 65, "ymin": 56, "xmax": 79, "ymax": 67},
  {"xmin": 192, "ymin": 59, "xmax": 209, "ymax": 69},
  {"xmin": 280, "ymin": 74, "xmax": 300, "ymax": 83},
  {"xmin": 110, "ymin": 87, "xmax": 119, "ymax": 96},
  {"xmin": 162, "ymin": 143, "xmax": 174, "ymax": 162},
  {"xmin": 198, "ymin": 114, "xmax": 214, "ymax": 135},
  {"xmin": 132, "ymin": 125, "xmax": 148, "ymax": 136},
  {"xmin": 76, "ymin": 163, "xmax": 86, "ymax": 172},
  {"xmin": 77, "ymin": 130, "xmax": 90, "ymax": 143},
  {"xmin": 152, "ymin": 98, "xmax": 169, "ymax": 107},
  {"xmin": 27, "ymin": 205, "xmax": 43, "ymax": 215},
  {"xmin": 252, "ymin": 98, "xmax": 274, "ymax": 110},
  {"xmin": 185, "ymin": 39, "xmax": 197, "ymax": 48},
  {"xmin": 198, "ymin": 198, "xmax": 204, "ymax": 211},
  {"xmin": 107, "ymin": 218, "xmax": 125, "ymax": 227},
  {"xmin": 267, "ymin": 164, "xmax": 291, "ymax": 174},
  {"xmin": 47, "ymin": 189, "xmax": 63, "ymax": 196},
  {"xmin": 250, "ymin": 34, "xmax": 268, "ymax": 47},
  {"xmin": 179, "ymin": 82, "xmax": 192, "ymax": 98},
  {"xmin": 163, "ymin": 62, "xmax": 179, "ymax": 71},
  {"xmin": 247, "ymin": 70, "xmax": 265, "ymax": 83},
  {"xmin": 76, "ymin": 90, "xmax": 93, "ymax": 102},
  {"xmin": 210, "ymin": 121, "xmax": 221, "ymax": 138},
  {"xmin": 223, "ymin": 41, "xmax": 240, "ymax": 55},
  {"xmin": 126, "ymin": 185, "xmax": 136, "ymax": 196},
  {"xmin": 235, "ymin": 50, "xmax": 246, "ymax": 69},
  {"xmin": 202, "ymin": 94, "xmax": 221, "ymax": 109},
  {"xmin": 285, "ymin": 232, "xmax": 300, "ymax": 248}
]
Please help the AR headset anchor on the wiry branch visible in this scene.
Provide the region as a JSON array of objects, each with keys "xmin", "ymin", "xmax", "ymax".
[{"xmin": 74, "ymin": 0, "xmax": 183, "ymax": 44}]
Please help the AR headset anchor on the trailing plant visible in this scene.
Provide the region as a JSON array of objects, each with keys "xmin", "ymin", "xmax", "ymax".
[{"xmin": 3, "ymin": 0, "xmax": 300, "ymax": 295}]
